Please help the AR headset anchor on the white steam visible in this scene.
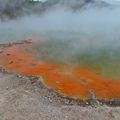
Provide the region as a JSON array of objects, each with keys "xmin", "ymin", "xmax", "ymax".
[
  {"xmin": 0, "ymin": 7, "xmax": 120, "ymax": 46},
  {"xmin": 1, "ymin": 6, "xmax": 120, "ymax": 77}
]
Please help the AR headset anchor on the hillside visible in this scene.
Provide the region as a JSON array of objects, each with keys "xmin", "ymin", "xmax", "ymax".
[{"xmin": 0, "ymin": 0, "xmax": 109, "ymax": 21}]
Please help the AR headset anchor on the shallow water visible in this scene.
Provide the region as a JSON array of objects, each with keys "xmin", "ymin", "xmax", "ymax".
[
  {"xmin": 1, "ymin": 28, "xmax": 120, "ymax": 80},
  {"xmin": 0, "ymin": 39, "xmax": 120, "ymax": 100},
  {"xmin": 34, "ymin": 35, "xmax": 120, "ymax": 80}
]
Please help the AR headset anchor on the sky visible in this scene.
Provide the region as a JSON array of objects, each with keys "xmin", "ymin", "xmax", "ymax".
[
  {"xmin": 31, "ymin": 0, "xmax": 120, "ymax": 4},
  {"xmin": 103, "ymin": 0, "xmax": 120, "ymax": 4},
  {"xmin": 32, "ymin": 0, "xmax": 47, "ymax": 2}
]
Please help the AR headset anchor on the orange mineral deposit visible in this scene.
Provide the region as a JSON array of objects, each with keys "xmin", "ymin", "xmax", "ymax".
[{"xmin": 0, "ymin": 40, "xmax": 120, "ymax": 100}]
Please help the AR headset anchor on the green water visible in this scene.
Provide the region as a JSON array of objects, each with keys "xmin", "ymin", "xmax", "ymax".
[{"xmin": 34, "ymin": 34, "xmax": 120, "ymax": 80}]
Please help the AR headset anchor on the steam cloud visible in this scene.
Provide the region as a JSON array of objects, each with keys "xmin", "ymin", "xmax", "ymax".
[
  {"xmin": 1, "ymin": 0, "xmax": 120, "ymax": 76},
  {"xmin": 0, "ymin": 6, "xmax": 120, "ymax": 47}
]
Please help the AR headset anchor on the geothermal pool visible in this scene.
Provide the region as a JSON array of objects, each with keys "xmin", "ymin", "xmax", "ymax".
[{"xmin": 0, "ymin": 38, "xmax": 120, "ymax": 100}]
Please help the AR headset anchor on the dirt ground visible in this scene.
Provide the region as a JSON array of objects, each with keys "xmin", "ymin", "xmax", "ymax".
[{"xmin": 0, "ymin": 71, "xmax": 120, "ymax": 120}]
